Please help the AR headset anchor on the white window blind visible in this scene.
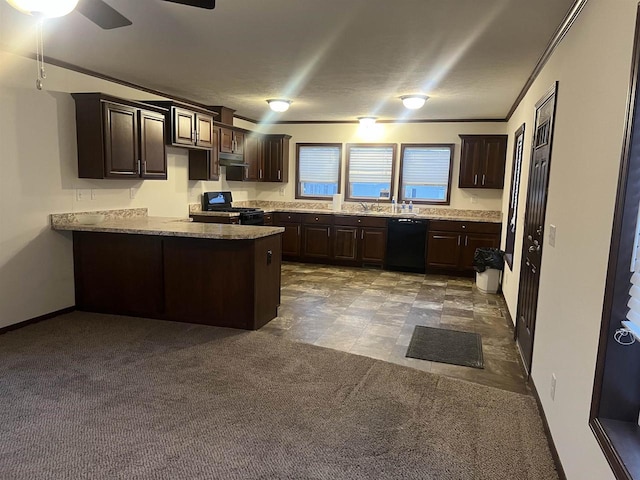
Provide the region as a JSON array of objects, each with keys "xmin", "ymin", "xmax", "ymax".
[
  {"xmin": 623, "ymin": 206, "xmax": 640, "ymax": 339},
  {"xmin": 402, "ymin": 147, "xmax": 451, "ymax": 187},
  {"xmin": 348, "ymin": 146, "xmax": 394, "ymax": 184},
  {"xmin": 299, "ymin": 145, "xmax": 341, "ymax": 184}
]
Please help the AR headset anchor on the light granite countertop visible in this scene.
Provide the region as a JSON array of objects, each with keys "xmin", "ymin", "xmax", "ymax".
[
  {"xmin": 189, "ymin": 205, "xmax": 502, "ymax": 223},
  {"xmin": 51, "ymin": 212, "xmax": 284, "ymax": 240}
]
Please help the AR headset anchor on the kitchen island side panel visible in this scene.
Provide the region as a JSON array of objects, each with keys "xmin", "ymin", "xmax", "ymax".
[
  {"xmin": 253, "ymin": 234, "xmax": 282, "ymax": 330},
  {"xmin": 162, "ymin": 237, "xmax": 255, "ymax": 328},
  {"xmin": 72, "ymin": 231, "xmax": 282, "ymax": 329}
]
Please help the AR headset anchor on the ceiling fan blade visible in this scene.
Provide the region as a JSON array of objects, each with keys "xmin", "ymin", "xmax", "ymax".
[
  {"xmin": 76, "ymin": 0, "xmax": 133, "ymax": 30},
  {"xmin": 161, "ymin": 0, "xmax": 215, "ymax": 9}
]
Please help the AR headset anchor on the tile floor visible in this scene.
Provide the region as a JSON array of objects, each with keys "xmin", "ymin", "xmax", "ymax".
[{"xmin": 260, "ymin": 262, "xmax": 529, "ymax": 395}]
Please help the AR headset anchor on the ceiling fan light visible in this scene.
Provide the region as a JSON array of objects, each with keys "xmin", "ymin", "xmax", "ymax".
[
  {"xmin": 358, "ymin": 116, "xmax": 377, "ymax": 126},
  {"xmin": 267, "ymin": 99, "xmax": 291, "ymax": 112},
  {"xmin": 7, "ymin": 0, "xmax": 80, "ymax": 17},
  {"xmin": 400, "ymin": 95, "xmax": 429, "ymax": 110}
]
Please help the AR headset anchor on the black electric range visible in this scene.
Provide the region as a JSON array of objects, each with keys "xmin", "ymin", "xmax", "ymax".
[{"xmin": 202, "ymin": 191, "xmax": 265, "ymax": 225}]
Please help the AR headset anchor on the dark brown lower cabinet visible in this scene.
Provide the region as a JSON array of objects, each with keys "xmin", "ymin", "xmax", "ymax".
[
  {"xmin": 359, "ymin": 227, "xmax": 387, "ymax": 265},
  {"xmin": 426, "ymin": 220, "xmax": 501, "ymax": 273},
  {"xmin": 333, "ymin": 226, "xmax": 359, "ymax": 262},
  {"xmin": 72, "ymin": 230, "xmax": 281, "ymax": 330}
]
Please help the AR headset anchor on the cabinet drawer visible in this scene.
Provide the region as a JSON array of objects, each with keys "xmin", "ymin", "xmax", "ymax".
[
  {"xmin": 428, "ymin": 220, "xmax": 501, "ymax": 234},
  {"xmin": 274, "ymin": 212, "xmax": 302, "ymax": 224},
  {"xmin": 302, "ymin": 213, "xmax": 333, "ymax": 225},
  {"xmin": 334, "ymin": 215, "xmax": 388, "ymax": 228}
]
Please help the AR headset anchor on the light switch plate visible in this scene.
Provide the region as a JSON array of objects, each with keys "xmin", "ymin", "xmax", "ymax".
[
  {"xmin": 130, "ymin": 187, "xmax": 138, "ymax": 199},
  {"xmin": 76, "ymin": 189, "xmax": 91, "ymax": 201},
  {"xmin": 549, "ymin": 224, "xmax": 557, "ymax": 247}
]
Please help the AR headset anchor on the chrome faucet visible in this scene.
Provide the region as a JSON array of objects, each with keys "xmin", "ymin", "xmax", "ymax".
[{"xmin": 359, "ymin": 202, "xmax": 370, "ymax": 212}]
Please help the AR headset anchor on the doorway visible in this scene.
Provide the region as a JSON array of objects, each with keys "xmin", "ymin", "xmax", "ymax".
[{"xmin": 515, "ymin": 82, "xmax": 559, "ymax": 373}]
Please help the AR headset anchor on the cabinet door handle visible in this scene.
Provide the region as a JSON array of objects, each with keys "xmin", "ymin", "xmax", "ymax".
[
  {"xmin": 482, "ymin": 174, "xmax": 486, "ymax": 185},
  {"xmin": 137, "ymin": 159, "xmax": 141, "ymax": 175},
  {"xmin": 465, "ymin": 236, "xmax": 468, "ymax": 246},
  {"xmin": 192, "ymin": 131, "xmax": 196, "ymax": 142},
  {"xmin": 361, "ymin": 230, "xmax": 364, "ymax": 240},
  {"xmin": 278, "ymin": 170, "xmax": 281, "ymax": 180},
  {"xmin": 457, "ymin": 235, "xmax": 461, "ymax": 246},
  {"xmin": 142, "ymin": 161, "xmax": 147, "ymax": 175},
  {"xmin": 474, "ymin": 174, "xmax": 478, "ymax": 185},
  {"xmin": 297, "ymin": 225, "xmax": 300, "ymax": 236},
  {"xmin": 259, "ymin": 168, "xmax": 262, "ymax": 179},
  {"xmin": 353, "ymin": 230, "xmax": 357, "ymax": 239},
  {"xmin": 327, "ymin": 229, "xmax": 330, "ymax": 237}
]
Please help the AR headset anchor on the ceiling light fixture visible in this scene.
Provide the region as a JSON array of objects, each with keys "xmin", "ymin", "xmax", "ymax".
[
  {"xmin": 357, "ymin": 116, "xmax": 377, "ymax": 126},
  {"xmin": 267, "ymin": 99, "xmax": 291, "ymax": 112},
  {"xmin": 400, "ymin": 94, "xmax": 429, "ymax": 110},
  {"xmin": 7, "ymin": 0, "xmax": 80, "ymax": 17}
]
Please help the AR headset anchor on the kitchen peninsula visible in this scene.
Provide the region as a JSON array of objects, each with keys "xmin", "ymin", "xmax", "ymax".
[{"xmin": 51, "ymin": 209, "xmax": 284, "ymax": 330}]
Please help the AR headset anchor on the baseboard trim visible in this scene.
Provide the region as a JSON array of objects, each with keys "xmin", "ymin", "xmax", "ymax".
[
  {"xmin": 0, "ymin": 306, "xmax": 76, "ymax": 336},
  {"xmin": 529, "ymin": 377, "xmax": 568, "ymax": 480}
]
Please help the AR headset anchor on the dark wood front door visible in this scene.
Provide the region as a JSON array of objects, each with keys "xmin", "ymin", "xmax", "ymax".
[{"xmin": 516, "ymin": 82, "xmax": 558, "ymax": 372}]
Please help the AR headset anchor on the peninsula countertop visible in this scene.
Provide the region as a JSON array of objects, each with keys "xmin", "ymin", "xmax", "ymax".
[{"xmin": 51, "ymin": 213, "xmax": 284, "ymax": 240}]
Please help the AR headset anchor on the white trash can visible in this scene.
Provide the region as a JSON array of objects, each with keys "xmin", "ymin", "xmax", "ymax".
[{"xmin": 476, "ymin": 268, "xmax": 501, "ymax": 294}]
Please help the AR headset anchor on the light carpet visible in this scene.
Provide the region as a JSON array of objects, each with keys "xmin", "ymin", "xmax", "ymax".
[{"xmin": 0, "ymin": 311, "xmax": 558, "ymax": 479}]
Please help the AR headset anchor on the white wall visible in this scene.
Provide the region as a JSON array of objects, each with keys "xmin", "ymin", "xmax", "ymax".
[
  {"xmin": 256, "ymin": 122, "xmax": 506, "ymax": 211},
  {"xmin": 499, "ymin": 0, "xmax": 637, "ymax": 478}
]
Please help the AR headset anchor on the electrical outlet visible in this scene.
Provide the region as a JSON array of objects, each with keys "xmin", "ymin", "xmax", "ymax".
[
  {"xmin": 130, "ymin": 187, "xmax": 138, "ymax": 199},
  {"xmin": 549, "ymin": 224, "xmax": 557, "ymax": 247},
  {"xmin": 90, "ymin": 189, "xmax": 97, "ymax": 200},
  {"xmin": 470, "ymin": 195, "xmax": 477, "ymax": 204},
  {"xmin": 550, "ymin": 373, "xmax": 557, "ymax": 400},
  {"xmin": 279, "ymin": 187, "xmax": 286, "ymax": 197}
]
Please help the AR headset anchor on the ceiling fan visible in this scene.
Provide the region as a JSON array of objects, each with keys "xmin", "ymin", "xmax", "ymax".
[{"xmin": 6, "ymin": 0, "xmax": 216, "ymax": 29}]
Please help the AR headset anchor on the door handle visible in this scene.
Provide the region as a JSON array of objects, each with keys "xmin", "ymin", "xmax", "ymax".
[
  {"xmin": 137, "ymin": 159, "xmax": 141, "ymax": 175},
  {"xmin": 361, "ymin": 230, "xmax": 364, "ymax": 240},
  {"xmin": 457, "ymin": 235, "xmax": 461, "ymax": 246},
  {"xmin": 278, "ymin": 170, "xmax": 281, "ymax": 180},
  {"xmin": 482, "ymin": 174, "xmax": 486, "ymax": 185},
  {"xmin": 266, "ymin": 250, "xmax": 273, "ymax": 265},
  {"xmin": 464, "ymin": 236, "xmax": 468, "ymax": 246},
  {"xmin": 142, "ymin": 161, "xmax": 147, "ymax": 175},
  {"xmin": 474, "ymin": 174, "xmax": 478, "ymax": 185}
]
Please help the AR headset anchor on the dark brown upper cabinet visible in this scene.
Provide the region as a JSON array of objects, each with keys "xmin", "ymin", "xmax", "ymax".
[
  {"xmin": 72, "ymin": 93, "xmax": 167, "ymax": 180},
  {"xmin": 146, "ymin": 101, "xmax": 217, "ymax": 150},
  {"xmin": 226, "ymin": 134, "xmax": 291, "ymax": 183},
  {"xmin": 188, "ymin": 126, "xmax": 220, "ymax": 181},
  {"xmin": 263, "ymin": 135, "xmax": 291, "ymax": 183},
  {"xmin": 219, "ymin": 128, "xmax": 244, "ymax": 155},
  {"xmin": 458, "ymin": 135, "xmax": 508, "ymax": 189}
]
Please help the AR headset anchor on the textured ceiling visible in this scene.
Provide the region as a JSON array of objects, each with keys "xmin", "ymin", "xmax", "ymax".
[{"xmin": 0, "ymin": 0, "xmax": 576, "ymax": 122}]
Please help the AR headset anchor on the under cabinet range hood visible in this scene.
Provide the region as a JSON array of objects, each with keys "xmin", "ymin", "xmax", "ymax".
[{"xmin": 219, "ymin": 152, "xmax": 249, "ymax": 167}]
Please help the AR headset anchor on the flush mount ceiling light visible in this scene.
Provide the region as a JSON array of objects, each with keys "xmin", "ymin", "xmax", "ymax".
[
  {"xmin": 267, "ymin": 99, "xmax": 291, "ymax": 113},
  {"xmin": 7, "ymin": 0, "xmax": 79, "ymax": 17},
  {"xmin": 400, "ymin": 94, "xmax": 429, "ymax": 110},
  {"xmin": 357, "ymin": 116, "xmax": 377, "ymax": 126}
]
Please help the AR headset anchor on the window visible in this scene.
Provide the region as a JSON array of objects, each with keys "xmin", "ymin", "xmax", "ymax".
[
  {"xmin": 505, "ymin": 124, "xmax": 525, "ymax": 269},
  {"xmin": 398, "ymin": 144, "xmax": 453, "ymax": 204},
  {"xmin": 296, "ymin": 143, "xmax": 342, "ymax": 199},
  {"xmin": 345, "ymin": 144, "xmax": 396, "ymax": 201},
  {"xmin": 591, "ymin": 7, "xmax": 640, "ymax": 478}
]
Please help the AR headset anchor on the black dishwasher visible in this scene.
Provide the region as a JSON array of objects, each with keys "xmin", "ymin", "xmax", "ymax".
[{"xmin": 385, "ymin": 218, "xmax": 429, "ymax": 273}]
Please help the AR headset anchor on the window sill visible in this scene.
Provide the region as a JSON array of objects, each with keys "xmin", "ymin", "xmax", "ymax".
[{"xmin": 592, "ymin": 417, "xmax": 640, "ymax": 479}]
